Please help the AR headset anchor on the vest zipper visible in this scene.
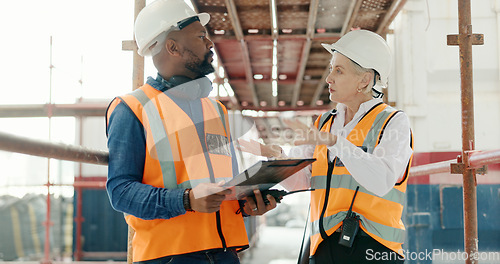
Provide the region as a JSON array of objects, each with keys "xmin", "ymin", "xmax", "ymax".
[{"xmin": 216, "ymin": 211, "xmax": 227, "ymax": 250}]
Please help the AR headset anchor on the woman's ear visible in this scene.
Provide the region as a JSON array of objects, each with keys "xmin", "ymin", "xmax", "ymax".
[{"xmin": 359, "ymin": 71, "xmax": 372, "ymax": 89}]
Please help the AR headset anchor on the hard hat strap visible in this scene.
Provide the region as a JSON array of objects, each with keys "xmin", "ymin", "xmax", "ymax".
[
  {"xmin": 372, "ymin": 71, "xmax": 384, "ymax": 98},
  {"xmin": 177, "ymin": 16, "xmax": 201, "ymax": 30},
  {"xmin": 372, "ymin": 88, "xmax": 384, "ymax": 98}
]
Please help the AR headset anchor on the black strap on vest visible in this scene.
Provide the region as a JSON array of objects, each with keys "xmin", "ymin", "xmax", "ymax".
[
  {"xmin": 359, "ymin": 102, "xmax": 384, "ymax": 123},
  {"xmin": 296, "ymin": 109, "xmax": 336, "ymax": 263},
  {"xmin": 396, "ymin": 128, "xmax": 413, "ymax": 186},
  {"xmin": 297, "ymin": 206, "xmax": 311, "ymax": 264},
  {"xmin": 318, "ymin": 109, "xmax": 337, "ymax": 130},
  {"xmin": 316, "ymin": 109, "xmax": 337, "ymax": 240},
  {"xmin": 319, "ymin": 160, "xmax": 335, "ymax": 240},
  {"xmin": 376, "ymin": 110, "xmax": 402, "ymax": 145}
]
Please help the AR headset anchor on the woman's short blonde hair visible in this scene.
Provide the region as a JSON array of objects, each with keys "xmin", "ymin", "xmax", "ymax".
[
  {"xmin": 348, "ymin": 58, "xmax": 375, "ymax": 94},
  {"xmin": 332, "ymin": 51, "xmax": 382, "ymax": 98}
]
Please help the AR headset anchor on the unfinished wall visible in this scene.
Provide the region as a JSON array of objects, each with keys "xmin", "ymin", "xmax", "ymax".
[{"xmin": 390, "ymin": 0, "xmax": 500, "ymax": 153}]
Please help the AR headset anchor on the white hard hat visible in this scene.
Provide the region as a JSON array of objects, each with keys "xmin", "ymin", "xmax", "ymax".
[
  {"xmin": 321, "ymin": 30, "xmax": 392, "ymax": 87},
  {"xmin": 134, "ymin": 0, "xmax": 210, "ymax": 56}
]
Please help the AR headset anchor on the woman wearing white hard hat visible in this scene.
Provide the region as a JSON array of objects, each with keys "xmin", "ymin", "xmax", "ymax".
[{"xmin": 239, "ymin": 30, "xmax": 413, "ymax": 263}]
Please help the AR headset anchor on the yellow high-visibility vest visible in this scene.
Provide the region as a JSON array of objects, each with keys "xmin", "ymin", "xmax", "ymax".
[
  {"xmin": 310, "ymin": 103, "xmax": 413, "ymax": 257},
  {"xmin": 107, "ymin": 82, "xmax": 248, "ymax": 262}
]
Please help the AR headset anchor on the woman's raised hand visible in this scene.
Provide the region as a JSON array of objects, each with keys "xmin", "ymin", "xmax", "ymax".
[
  {"xmin": 283, "ymin": 119, "xmax": 337, "ymax": 146},
  {"xmin": 237, "ymin": 139, "xmax": 284, "ymax": 158}
]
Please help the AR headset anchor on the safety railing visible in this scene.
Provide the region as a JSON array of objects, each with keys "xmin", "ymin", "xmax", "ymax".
[
  {"xmin": 0, "ymin": 130, "xmax": 109, "ymax": 263},
  {"xmin": 0, "ymin": 131, "xmax": 108, "ymax": 165},
  {"xmin": 409, "ymin": 149, "xmax": 500, "ymax": 177}
]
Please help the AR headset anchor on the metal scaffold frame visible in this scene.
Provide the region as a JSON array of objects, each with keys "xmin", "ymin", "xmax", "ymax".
[
  {"xmin": 122, "ymin": 1, "xmax": 145, "ymax": 262},
  {"xmin": 446, "ymin": 0, "xmax": 484, "ymax": 262}
]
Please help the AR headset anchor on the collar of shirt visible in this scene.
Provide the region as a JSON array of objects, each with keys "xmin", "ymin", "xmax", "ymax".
[
  {"xmin": 332, "ymin": 98, "xmax": 384, "ymax": 136},
  {"xmin": 146, "ymin": 73, "xmax": 193, "ymax": 92},
  {"xmin": 147, "ymin": 73, "xmax": 213, "ymax": 100},
  {"xmin": 146, "ymin": 74, "xmax": 170, "ymax": 92}
]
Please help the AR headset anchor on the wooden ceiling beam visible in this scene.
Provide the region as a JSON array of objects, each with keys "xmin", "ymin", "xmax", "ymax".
[
  {"xmin": 376, "ymin": 0, "xmax": 408, "ymax": 35},
  {"xmin": 191, "ymin": 0, "xmax": 240, "ymax": 109},
  {"xmin": 210, "ymin": 33, "xmax": 341, "ymax": 43},
  {"xmin": 342, "ymin": 0, "xmax": 364, "ymax": 35},
  {"xmin": 230, "ymin": 79, "xmax": 296, "ymax": 85},
  {"xmin": 224, "ymin": 0, "xmax": 259, "ymax": 106},
  {"xmin": 290, "ymin": 0, "xmax": 320, "ymax": 107},
  {"xmin": 310, "ymin": 67, "xmax": 330, "ymax": 106},
  {"xmin": 312, "ymin": 33, "xmax": 342, "ymax": 41}
]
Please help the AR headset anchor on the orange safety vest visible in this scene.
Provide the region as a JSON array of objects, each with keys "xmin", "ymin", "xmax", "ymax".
[
  {"xmin": 309, "ymin": 103, "xmax": 413, "ymax": 257},
  {"xmin": 106, "ymin": 81, "xmax": 248, "ymax": 262}
]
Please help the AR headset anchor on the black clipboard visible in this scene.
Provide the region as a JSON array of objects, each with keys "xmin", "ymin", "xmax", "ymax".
[{"xmin": 224, "ymin": 158, "xmax": 315, "ymax": 200}]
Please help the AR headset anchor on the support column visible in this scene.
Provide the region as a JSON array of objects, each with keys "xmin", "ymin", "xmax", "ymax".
[
  {"xmin": 458, "ymin": 1, "xmax": 478, "ymax": 262},
  {"xmin": 132, "ymin": 0, "xmax": 145, "ymax": 91},
  {"xmin": 447, "ymin": 0, "xmax": 484, "ymax": 263},
  {"xmin": 126, "ymin": 1, "xmax": 145, "ymax": 264}
]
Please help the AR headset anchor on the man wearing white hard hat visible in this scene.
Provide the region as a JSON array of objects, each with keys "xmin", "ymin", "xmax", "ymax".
[
  {"xmin": 105, "ymin": 0, "xmax": 276, "ymax": 263},
  {"xmin": 239, "ymin": 30, "xmax": 413, "ymax": 263}
]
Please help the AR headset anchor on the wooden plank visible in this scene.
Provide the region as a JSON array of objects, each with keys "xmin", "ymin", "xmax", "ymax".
[
  {"xmin": 376, "ymin": 0, "xmax": 408, "ymax": 35},
  {"xmin": 121, "ymin": 40, "xmax": 136, "ymax": 51},
  {"xmin": 310, "ymin": 67, "xmax": 330, "ymax": 106},
  {"xmin": 341, "ymin": 0, "xmax": 361, "ymax": 35},
  {"xmin": 225, "ymin": 0, "xmax": 259, "ymax": 106},
  {"xmin": 343, "ymin": 0, "xmax": 364, "ymax": 34},
  {"xmin": 290, "ymin": 0, "xmax": 319, "ymax": 106}
]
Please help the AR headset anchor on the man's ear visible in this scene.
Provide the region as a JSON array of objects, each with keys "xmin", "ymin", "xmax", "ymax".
[{"xmin": 165, "ymin": 39, "xmax": 180, "ymax": 56}]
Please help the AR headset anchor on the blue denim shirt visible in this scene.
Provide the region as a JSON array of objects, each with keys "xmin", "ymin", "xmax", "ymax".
[{"xmin": 106, "ymin": 74, "xmax": 243, "ymax": 220}]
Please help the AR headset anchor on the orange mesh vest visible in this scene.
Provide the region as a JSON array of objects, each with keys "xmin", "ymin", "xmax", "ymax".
[
  {"xmin": 106, "ymin": 82, "xmax": 248, "ymax": 262},
  {"xmin": 309, "ymin": 103, "xmax": 413, "ymax": 257}
]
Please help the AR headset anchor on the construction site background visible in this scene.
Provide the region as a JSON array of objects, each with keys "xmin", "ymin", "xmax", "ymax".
[{"xmin": 0, "ymin": 0, "xmax": 499, "ymax": 263}]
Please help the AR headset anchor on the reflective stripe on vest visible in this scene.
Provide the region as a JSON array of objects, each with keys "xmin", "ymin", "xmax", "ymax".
[
  {"xmin": 106, "ymin": 83, "xmax": 248, "ymax": 262},
  {"xmin": 118, "ymin": 87, "xmax": 235, "ymax": 189},
  {"xmin": 309, "ymin": 103, "xmax": 412, "ymax": 256},
  {"xmin": 132, "ymin": 88, "xmax": 179, "ymax": 189}
]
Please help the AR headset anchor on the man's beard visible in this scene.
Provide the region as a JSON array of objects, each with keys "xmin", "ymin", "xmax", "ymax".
[{"xmin": 183, "ymin": 48, "xmax": 215, "ymax": 77}]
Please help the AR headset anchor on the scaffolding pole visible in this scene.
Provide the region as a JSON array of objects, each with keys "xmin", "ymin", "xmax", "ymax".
[
  {"xmin": 457, "ymin": 0, "xmax": 478, "ymax": 262},
  {"xmin": 127, "ymin": 1, "xmax": 145, "ymax": 263},
  {"xmin": 132, "ymin": 0, "xmax": 145, "ymax": 91},
  {"xmin": 458, "ymin": 0, "xmax": 478, "ymax": 263},
  {"xmin": 446, "ymin": 0, "xmax": 485, "ymax": 262},
  {"xmin": 74, "ymin": 117, "xmax": 84, "ymax": 261}
]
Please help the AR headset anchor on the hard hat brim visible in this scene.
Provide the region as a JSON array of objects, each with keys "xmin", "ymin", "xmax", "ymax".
[
  {"xmin": 321, "ymin": 43, "xmax": 355, "ymax": 63},
  {"xmin": 321, "ymin": 43, "xmax": 362, "ymax": 69},
  {"xmin": 321, "ymin": 43, "xmax": 336, "ymax": 56},
  {"xmin": 197, "ymin": 13, "xmax": 210, "ymax": 26}
]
